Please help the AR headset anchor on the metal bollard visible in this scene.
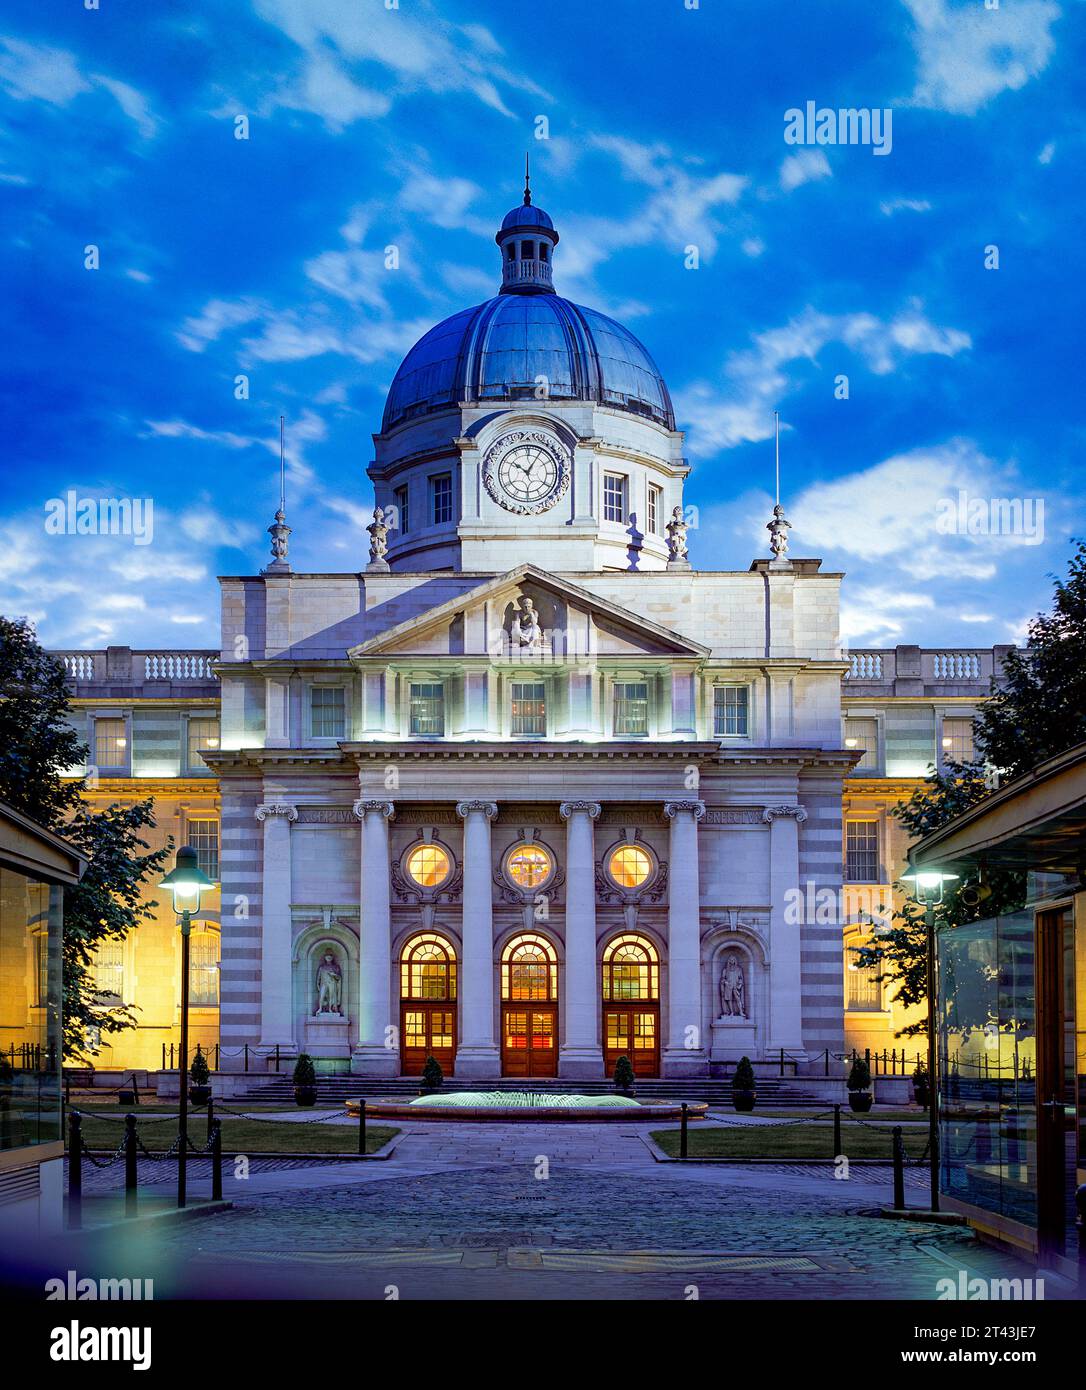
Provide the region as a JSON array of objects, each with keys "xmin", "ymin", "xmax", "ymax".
[
  {"xmin": 206, "ymin": 1097, "xmax": 215, "ymax": 1145},
  {"xmin": 680, "ymin": 1102, "xmax": 689, "ymax": 1159},
  {"xmin": 892, "ymin": 1125, "xmax": 906, "ymax": 1210},
  {"xmin": 833, "ymin": 1103, "xmax": 842, "ymax": 1159},
  {"xmin": 357, "ymin": 1099, "xmax": 367, "ymax": 1156},
  {"xmin": 211, "ymin": 1120, "xmax": 223, "ymax": 1201},
  {"xmin": 124, "ymin": 1114, "xmax": 138, "ymax": 1218},
  {"xmin": 67, "ymin": 1110, "xmax": 82, "ymax": 1230}
]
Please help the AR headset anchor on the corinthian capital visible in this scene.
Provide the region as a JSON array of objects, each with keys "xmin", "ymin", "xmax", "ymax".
[
  {"xmin": 762, "ymin": 804, "xmax": 808, "ymax": 824},
  {"xmin": 352, "ymin": 799, "xmax": 395, "ymax": 821},
  {"xmin": 559, "ymin": 800, "xmax": 601, "ymax": 820},
  {"xmin": 663, "ymin": 799, "xmax": 706, "ymax": 821},
  {"xmin": 456, "ymin": 800, "xmax": 498, "ymax": 820},
  {"xmin": 255, "ymin": 802, "xmax": 297, "ymax": 822}
]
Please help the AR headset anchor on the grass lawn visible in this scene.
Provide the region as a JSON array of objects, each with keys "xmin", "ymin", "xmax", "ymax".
[
  {"xmin": 651, "ymin": 1121, "xmax": 929, "ymax": 1160},
  {"xmin": 71, "ymin": 1109, "xmax": 399, "ymax": 1156}
]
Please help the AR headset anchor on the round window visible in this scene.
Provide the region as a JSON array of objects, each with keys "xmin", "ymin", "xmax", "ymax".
[
  {"xmin": 607, "ymin": 844, "xmax": 652, "ymax": 889},
  {"xmin": 505, "ymin": 843, "xmax": 553, "ymax": 890},
  {"xmin": 405, "ymin": 843, "xmax": 452, "ymax": 888}
]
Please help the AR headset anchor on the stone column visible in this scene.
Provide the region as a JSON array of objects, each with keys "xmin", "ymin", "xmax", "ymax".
[
  {"xmin": 351, "ymin": 799, "xmax": 398, "ymax": 1077},
  {"xmin": 663, "ymin": 799, "xmax": 707, "ymax": 1077},
  {"xmin": 763, "ymin": 804, "xmax": 808, "ymax": 1055},
  {"xmin": 559, "ymin": 800, "xmax": 603, "ymax": 1077},
  {"xmin": 455, "ymin": 800, "xmax": 500, "ymax": 1077},
  {"xmin": 255, "ymin": 802, "xmax": 298, "ymax": 1056}
]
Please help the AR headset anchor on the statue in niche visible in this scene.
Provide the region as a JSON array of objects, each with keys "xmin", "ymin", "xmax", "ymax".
[
  {"xmin": 511, "ymin": 595, "xmax": 543, "ymax": 648},
  {"xmin": 314, "ymin": 949, "xmax": 343, "ymax": 1015},
  {"xmin": 719, "ymin": 953, "xmax": 747, "ymax": 1018}
]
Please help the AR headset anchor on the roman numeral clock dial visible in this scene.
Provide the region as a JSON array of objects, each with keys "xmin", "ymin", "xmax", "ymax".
[{"xmin": 483, "ymin": 430, "xmax": 571, "ymax": 515}]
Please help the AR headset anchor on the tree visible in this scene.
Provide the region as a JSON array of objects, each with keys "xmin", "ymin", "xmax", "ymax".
[
  {"xmin": 854, "ymin": 542, "xmax": 1086, "ymax": 1029},
  {"xmin": 0, "ymin": 617, "xmax": 171, "ymax": 1060}
]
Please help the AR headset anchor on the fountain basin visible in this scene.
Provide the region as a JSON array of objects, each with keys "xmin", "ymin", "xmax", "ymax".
[{"xmin": 346, "ymin": 1091, "xmax": 708, "ymax": 1123}]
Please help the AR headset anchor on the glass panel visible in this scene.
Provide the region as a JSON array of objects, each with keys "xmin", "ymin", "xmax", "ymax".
[
  {"xmin": 531, "ymin": 1012, "xmax": 555, "ymax": 1048},
  {"xmin": 187, "ymin": 818, "xmax": 219, "ymax": 880},
  {"xmin": 713, "ymin": 686, "xmax": 749, "ymax": 737},
  {"xmin": 613, "ymin": 683, "xmax": 649, "ymax": 736},
  {"xmin": 430, "ymin": 474, "xmax": 453, "ymax": 525},
  {"xmin": 647, "ymin": 485, "xmax": 662, "ymax": 536},
  {"xmin": 409, "ymin": 682, "xmax": 445, "ymax": 736},
  {"xmin": 310, "ymin": 686, "xmax": 346, "ymax": 739},
  {"xmin": 506, "ymin": 844, "xmax": 552, "ymax": 890},
  {"xmin": 0, "ymin": 869, "xmax": 62, "ymax": 1148},
  {"xmin": 605, "ymin": 1013, "xmax": 627, "ymax": 1048},
  {"xmin": 608, "ymin": 845, "xmax": 651, "ymax": 888},
  {"xmin": 93, "ymin": 940, "xmax": 124, "ymax": 1002},
  {"xmin": 187, "ymin": 717, "xmax": 220, "ymax": 770},
  {"xmin": 404, "ymin": 1012, "xmax": 426, "ymax": 1047},
  {"xmin": 505, "ymin": 1012, "xmax": 528, "ymax": 1048},
  {"xmin": 845, "ymin": 821, "xmax": 880, "ymax": 883},
  {"xmin": 393, "ymin": 485, "xmax": 409, "ymax": 533},
  {"xmin": 603, "ymin": 474, "xmax": 627, "ymax": 523},
  {"xmin": 405, "ymin": 843, "xmax": 451, "ymax": 887},
  {"xmin": 633, "ymin": 1013, "xmax": 656, "ymax": 1048},
  {"xmin": 511, "ymin": 683, "xmax": 546, "ymax": 736},
  {"xmin": 189, "ymin": 933, "xmax": 220, "ymax": 1008},
  {"xmin": 843, "ymin": 717, "xmax": 879, "ymax": 773},
  {"xmin": 94, "ymin": 717, "xmax": 127, "ymax": 768},
  {"xmin": 941, "ymin": 717, "xmax": 975, "ymax": 764}
]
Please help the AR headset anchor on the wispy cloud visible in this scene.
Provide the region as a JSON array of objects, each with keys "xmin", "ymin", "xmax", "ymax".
[{"xmin": 0, "ymin": 36, "xmax": 157, "ymax": 137}]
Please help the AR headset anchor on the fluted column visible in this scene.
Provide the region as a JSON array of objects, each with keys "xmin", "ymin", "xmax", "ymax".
[
  {"xmin": 663, "ymin": 799, "xmax": 707, "ymax": 1077},
  {"xmin": 455, "ymin": 799, "xmax": 500, "ymax": 1077},
  {"xmin": 255, "ymin": 802, "xmax": 297, "ymax": 1055},
  {"xmin": 351, "ymin": 798, "xmax": 398, "ymax": 1077},
  {"xmin": 763, "ymin": 804, "xmax": 808, "ymax": 1055},
  {"xmin": 559, "ymin": 800, "xmax": 603, "ymax": 1077}
]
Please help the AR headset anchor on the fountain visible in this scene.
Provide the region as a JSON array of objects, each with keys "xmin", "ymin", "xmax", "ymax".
[{"xmin": 346, "ymin": 1091, "xmax": 707, "ymax": 1123}]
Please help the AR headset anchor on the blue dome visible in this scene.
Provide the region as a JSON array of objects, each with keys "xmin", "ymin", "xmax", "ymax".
[
  {"xmin": 500, "ymin": 203, "xmax": 555, "ymax": 232},
  {"xmin": 382, "ymin": 294, "xmax": 676, "ymax": 432}
]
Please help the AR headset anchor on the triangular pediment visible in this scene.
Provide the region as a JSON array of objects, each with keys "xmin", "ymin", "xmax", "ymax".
[{"xmin": 349, "ymin": 565, "xmax": 708, "ymax": 661}]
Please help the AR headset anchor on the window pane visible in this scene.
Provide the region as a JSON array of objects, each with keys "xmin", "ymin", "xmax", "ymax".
[
  {"xmin": 941, "ymin": 717, "xmax": 975, "ymax": 764},
  {"xmin": 393, "ymin": 485, "xmax": 409, "ymax": 533},
  {"xmin": 405, "ymin": 843, "xmax": 450, "ymax": 887},
  {"xmin": 713, "ymin": 685, "xmax": 749, "ymax": 737},
  {"xmin": 95, "ymin": 718, "xmax": 127, "ymax": 768},
  {"xmin": 190, "ymin": 934, "xmax": 220, "ymax": 1008},
  {"xmin": 846, "ymin": 940, "xmax": 882, "ymax": 1010},
  {"xmin": 511, "ymin": 682, "xmax": 546, "ymax": 736},
  {"xmin": 188, "ymin": 717, "xmax": 220, "ymax": 769},
  {"xmin": 648, "ymin": 485, "xmax": 662, "ymax": 536},
  {"xmin": 187, "ymin": 818, "xmax": 219, "ymax": 881},
  {"xmin": 431, "ymin": 474, "xmax": 453, "ymax": 526},
  {"xmin": 603, "ymin": 474, "xmax": 627, "ymax": 523},
  {"xmin": 613, "ymin": 682, "xmax": 648, "ymax": 736},
  {"xmin": 311, "ymin": 686, "xmax": 346, "ymax": 738},
  {"xmin": 506, "ymin": 844, "xmax": 552, "ymax": 889},
  {"xmin": 844, "ymin": 717, "xmax": 878, "ymax": 773},
  {"xmin": 94, "ymin": 941, "xmax": 124, "ymax": 1002},
  {"xmin": 845, "ymin": 821, "xmax": 879, "ymax": 883},
  {"xmin": 409, "ymin": 682, "xmax": 445, "ymax": 736}
]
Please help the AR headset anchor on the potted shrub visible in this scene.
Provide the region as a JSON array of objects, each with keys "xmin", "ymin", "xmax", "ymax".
[
  {"xmin": 732, "ymin": 1055, "xmax": 756, "ymax": 1112},
  {"xmin": 419, "ymin": 1054, "xmax": 443, "ymax": 1094},
  {"xmin": 912, "ymin": 1061, "xmax": 930, "ymax": 1110},
  {"xmin": 847, "ymin": 1057, "xmax": 873, "ymax": 1112},
  {"xmin": 293, "ymin": 1052, "xmax": 317, "ymax": 1107},
  {"xmin": 613, "ymin": 1054, "xmax": 635, "ymax": 1096},
  {"xmin": 187, "ymin": 1049, "xmax": 211, "ymax": 1106}
]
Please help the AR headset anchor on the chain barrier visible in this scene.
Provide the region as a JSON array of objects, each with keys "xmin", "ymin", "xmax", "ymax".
[
  {"xmin": 78, "ymin": 1136, "xmax": 128, "ymax": 1170},
  {"xmin": 210, "ymin": 1102, "xmax": 344, "ymax": 1127},
  {"xmin": 704, "ymin": 1109, "xmax": 838, "ymax": 1128}
]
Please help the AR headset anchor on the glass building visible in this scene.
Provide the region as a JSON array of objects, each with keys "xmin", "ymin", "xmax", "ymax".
[
  {"xmin": 0, "ymin": 800, "xmax": 85, "ymax": 1234},
  {"xmin": 913, "ymin": 744, "xmax": 1085, "ymax": 1276}
]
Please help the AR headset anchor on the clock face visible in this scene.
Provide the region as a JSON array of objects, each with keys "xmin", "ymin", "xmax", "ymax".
[{"xmin": 483, "ymin": 430, "xmax": 571, "ymax": 515}]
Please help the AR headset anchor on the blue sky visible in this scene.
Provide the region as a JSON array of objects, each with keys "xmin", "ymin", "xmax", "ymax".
[{"xmin": 1, "ymin": 0, "xmax": 1082, "ymax": 651}]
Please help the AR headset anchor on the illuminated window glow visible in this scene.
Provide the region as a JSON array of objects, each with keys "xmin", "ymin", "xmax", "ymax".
[
  {"xmin": 505, "ymin": 843, "xmax": 553, "ymax": 889},
  {"xmin": 400, "ymin": 932, "xmax": 457, "ymax": 1001},
  {"xmin": 607, "ymin": 844, "xmax": 652, "ymax": 889},
  {"xmin": 602, "ymin": 933, "xmax": 659, "ymax": 1001},
  {"xmin": 501, "ymin": 933, "xmax": 558, "ymax": 1000},
  {"xmin": 405, "ymin": 843, "xmax": 452, "ymax": 888}
]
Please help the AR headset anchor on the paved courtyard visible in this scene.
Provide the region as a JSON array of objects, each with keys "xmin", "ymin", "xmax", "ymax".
[{"xmin": 46, "ymin": 1118, "xmax": 1051, "ymax": 1302}]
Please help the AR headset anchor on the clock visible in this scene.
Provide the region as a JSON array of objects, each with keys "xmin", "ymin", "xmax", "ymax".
[{"xmin": 482, "ymin": 430, "xmax": 571, "ymax": 515}]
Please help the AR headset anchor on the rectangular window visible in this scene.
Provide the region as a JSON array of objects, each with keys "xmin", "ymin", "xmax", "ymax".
[
  {"xmin": 846, "ymin": 949, "xmax": 882, "ymax": 1011},
  {"xmin": 647, "ymin": 484, "xmax": 662, "ymax": 536},
  {"xmin": 845, "ymin": 820, "xmax": 880, "ymax": 883},
  {"xmin": 613, "ymin": 681, "xmax": 649, "ymax": 736},
  {"xmin": 93, "ymin": 941, "xmax": 124, "ymax": 1002},
  {"xmin": 511, "ymin": 681, "xmax": 546, "ymax": 736},
  {"xmin": 409, "ymin": 682, "xmax": 445, "ymax": 736},
  {"xmin": 188, "ymin": 818, "xmax": 220, "ymax": 881},
  {"xmin": 713, "ymin": 685, "xmax": 750, "ymax": 737},
  {"xmin": 603, "ymin": 474, "xmax": 627, "ymax": 523},
  {"xmin": 941, "ymin": 717, "xmax": 975, "ymax": 764},
  {"xmin": 94, "ymin": 717, "xmax": 127, "ymax": 769},
  {"xmin": 393, "ymin": 484, "xmax": 409, "ymax": 534},
  {"xmin": 310, "ymin": 686, "xmax": 346, "ymax": 739},
  {"xmin": 35, "ymin": 933, "xmax": 49, "ymax": 1008},
  {"xmin": 189, "ymin": 934, "xmax": 220, "ymax": 1008},
  {"xmin": 187, "ymin": 717, "xmax": 220, "ymax": 770},
  {"xmin": 843, "ymin": 717, "xmax": 879, "ymax": 773},
  {"xmin": 430, "ymin": 473, "xmax": 453, "ymax": 526}
]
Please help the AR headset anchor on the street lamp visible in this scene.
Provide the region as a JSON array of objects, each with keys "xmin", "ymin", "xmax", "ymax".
[
  {"xmin": 160, "ymin": 844, "xmax": 214, "ymax": 1208},
  {"xmin": 900, "ymin": 866, "xmax": 959, "ymax": 1213}
]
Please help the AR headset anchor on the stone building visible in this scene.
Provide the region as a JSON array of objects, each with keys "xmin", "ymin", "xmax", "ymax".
[{"xmin": 24, "ymin": 188, "xmax": 1010, "ymax": 1080}]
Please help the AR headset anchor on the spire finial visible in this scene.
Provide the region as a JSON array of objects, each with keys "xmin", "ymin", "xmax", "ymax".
[{"xmin": 523, "ymin": 150, "xmax": 531, "ymax": 205}]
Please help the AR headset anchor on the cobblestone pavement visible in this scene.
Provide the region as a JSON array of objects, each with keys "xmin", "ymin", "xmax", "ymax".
[{"xmin": 59, "ymin": 1120, "xmax": 1052, "ymax": 1302}]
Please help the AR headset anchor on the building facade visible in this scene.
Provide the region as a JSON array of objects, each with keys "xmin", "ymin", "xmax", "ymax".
[{"xmin": 36, "ymin": 190, "xmax": 1011, "ymax": 1080}]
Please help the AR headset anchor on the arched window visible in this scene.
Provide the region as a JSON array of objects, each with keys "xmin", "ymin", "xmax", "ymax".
[
  {"xmin": 501, "ymin": 933, "xmax": 557, "ymax": 1001},
  {"xmin": 400, "ymin": 932, "xmax": 457, "ymax": 1001},
  {"xmin": 602, "ymin": 933, "xmax": 659, "ymax": 1002}
]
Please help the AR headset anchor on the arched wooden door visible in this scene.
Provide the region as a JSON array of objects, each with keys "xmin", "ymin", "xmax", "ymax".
[
  {"xmin": 399, "ymin": 932, "xmax": 457, "ymax": 1076},
  {"xmin": 500, "ymin": 933, "xmax": 559, "ymax": 1077},
  {"xmin": 601, "ymin": 933, "xmax": 660, "ymax": 1077}
]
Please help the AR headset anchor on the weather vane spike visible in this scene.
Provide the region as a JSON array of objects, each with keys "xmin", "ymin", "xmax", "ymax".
[
  {"xmin": 279, "ymin": 414, "xmax": 286, "ymax": 514},
  {"xmin": 774, "ymin": 409, "xmax": 780, "ymax": 506},
  {"xmin": 524, "ymin": 150, "xmax": 531, "ymax": 206}
]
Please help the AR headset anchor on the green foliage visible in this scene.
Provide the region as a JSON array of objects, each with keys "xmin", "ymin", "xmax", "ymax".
[
  {"xmin": 855, "ymin": 542, "xmax": 1086, "ymax": 1030},
  {"xmin": 188, "ymin": 1048, "xmax": 210, "ymax": 1085},
  {"xmin": 421, "ymin": 1054, "xmax": 444, "ymax": 1089},
  {"xmin": 612, "ymin": 1054, "xmax": 635, "ymax": 1090},
  {"xmin": 847, "ymin": 1057, "xmax": 871, "ymax": 1091},
  {"xmin": 0, "ymin": 617, "xmax": 84, "ymax": 826},
  {"xmin": 292, "ymin": 1053, "xmax": 316, "ymax": 1087},
  {"xmin": 732, "ymin": 1055, "xmax": 756, "ymax": 1091}
]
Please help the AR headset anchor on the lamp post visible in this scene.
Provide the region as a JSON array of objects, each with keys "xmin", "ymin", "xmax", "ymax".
[
  {"xmin": 901, "ymin": 866, "xmax": 959, "ymax": 1213},
  {"xmin": 160, "ymin": 845, "xmax": 214, "ymax": 1209}
]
